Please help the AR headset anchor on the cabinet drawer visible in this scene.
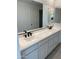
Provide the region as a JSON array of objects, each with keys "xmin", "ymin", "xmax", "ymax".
[{"xmin": 21, "ymin": 44, "xmax": 38, "ymax": 57}]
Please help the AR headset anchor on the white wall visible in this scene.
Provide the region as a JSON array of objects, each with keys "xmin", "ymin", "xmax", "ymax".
[
  {"xmin": 55, "ymin": 0, "xmax": 61, "ymax": 8},
  {"xmin": 17, "ymin": 0, "xmax": 42, "ymax": 32}
]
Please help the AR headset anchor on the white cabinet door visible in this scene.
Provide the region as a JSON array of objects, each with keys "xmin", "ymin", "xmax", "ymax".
[
  {"xmin": 48, "ymin": 32, "xmax": 59, "ymax": 54},
  {"xmin": 38, "ymin": 41, "xmax": 48, "ymax": 59},
  {"xmin": 48, "ymin": 36, "xmax": 55, "ymax": 54},
  {"xmin": 53, "ymin": 35, "xmax": 59, "ymax": 48},
  {"xmin": 22, "ymin": 49, "xmax": 38, "ymax": 59}
]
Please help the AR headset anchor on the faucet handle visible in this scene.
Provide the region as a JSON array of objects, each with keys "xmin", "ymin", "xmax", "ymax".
[
  {"xmin": 23, "ymin": 30, "xmax": 27, "ymax": 38},
  {"xmin": 27, "ymin": 32, "xmax": 32, "ymax": 37},
  {"xmin": 24, "ymin": 30, "xmax": 27, "ymax": 33}
]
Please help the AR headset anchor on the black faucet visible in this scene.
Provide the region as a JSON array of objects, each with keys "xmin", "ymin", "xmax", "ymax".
[
  {"xmin": 24, "ymin": 30, "xmax": 27, "ymax": 38},
  {"xmin": 27, "ymin": 32, "xmax": 32, "ymax": 37},
  {"xmin": 24, "ymin": 30, "xmax": 32, "ymax": 38}
]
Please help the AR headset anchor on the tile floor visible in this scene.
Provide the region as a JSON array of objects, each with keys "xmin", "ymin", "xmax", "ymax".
[{"xmin": 46, "ymin": 44, "xmax": 61, "ymax": 59}]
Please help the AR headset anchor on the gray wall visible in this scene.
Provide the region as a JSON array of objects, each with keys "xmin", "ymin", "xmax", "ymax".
[
  {"xmin": 54, "ymin": 8, "xmax": 61, "ymax": 23},
  {"xmin": 17, "ymin": 0, "xmax": 42, "ymax": 32}
]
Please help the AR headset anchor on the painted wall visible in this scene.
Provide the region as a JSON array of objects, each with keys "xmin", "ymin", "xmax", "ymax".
[
  {"xmin": 54, "ymin": 8, "xmax": 61, "ymax": 23},
  {"xmin": 55, "ymin": 0, "xmax": 61, "ymax": 8},
  {"xmin": 17, "ymin": 0, "xmax": 42, "ymax": 32}
]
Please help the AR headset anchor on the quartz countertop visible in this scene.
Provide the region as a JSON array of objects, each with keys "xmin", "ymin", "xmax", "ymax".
[{"xmin": 18, "ymin": 23, "xmax": 61, "ymax": 51}]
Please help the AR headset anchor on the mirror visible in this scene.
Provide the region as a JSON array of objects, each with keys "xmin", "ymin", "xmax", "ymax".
[
  {"xmin": 17, "ymin": 0, "xmax": 43, "ymax": 32},
  {"xmin": 17, "ymin": 0, "xmax": 61, "ymax": 33}
]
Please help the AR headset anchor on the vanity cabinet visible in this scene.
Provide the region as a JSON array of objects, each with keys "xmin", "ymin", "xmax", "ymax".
[
  {"xmin": 38, "ymin": 31, "xmax": 60, "ymax": 59},
  {"xmin": 22, "ymin": 49, "xmax": 38, "ymax": 59},
  {"xmin": 21, "ymin": 31, "xmax": 61, "ymax": 59},
  {"xmin": 48, "ymin": 32, "xmax": 59, "ymax": 54},
  {"xmin": 21, "ymin": 44, "xmax": 39, "ymax": 59},
  {"xmin": 38, "ymin": 39, "xmax": 48, "ymax": 59}
]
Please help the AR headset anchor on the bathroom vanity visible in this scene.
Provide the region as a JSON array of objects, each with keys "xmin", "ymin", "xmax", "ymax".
[{"xmin": 18, "ymin": 23, "xmax": 61, "ymax": 59}]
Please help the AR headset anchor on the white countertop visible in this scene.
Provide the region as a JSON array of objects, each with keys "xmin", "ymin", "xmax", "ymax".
[{"xmin": 18, "ymin": 23, "xmax": 61, "ymax": 51}]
